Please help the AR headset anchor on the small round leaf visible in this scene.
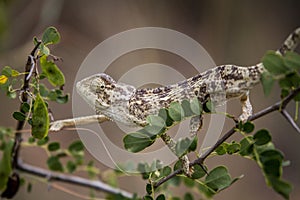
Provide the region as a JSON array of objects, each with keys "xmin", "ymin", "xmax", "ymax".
[
  {"xmin": 254, "ymin": 129, "xmax": 271, "ymax": 146},
  {"xmin": 47, "ymin": 142, "xmax": 60, "ymax": 151}
]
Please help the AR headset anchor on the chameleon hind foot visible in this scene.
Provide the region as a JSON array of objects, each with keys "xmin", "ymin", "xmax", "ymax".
[{"xmin": 181, "ymin": 155, "xmax": 194, "ymax": 177}]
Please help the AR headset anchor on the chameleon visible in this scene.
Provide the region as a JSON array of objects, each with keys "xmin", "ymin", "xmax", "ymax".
[{"xmin": 50, "ymin": 27, "xmax": 300, "ymax": 175}]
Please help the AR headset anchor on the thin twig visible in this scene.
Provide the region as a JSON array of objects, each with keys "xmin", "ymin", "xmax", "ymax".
[
  {"xmin": 154, "ymin": 86, "xmax": 300, "ymax": 188},
  {"xmin": 281, "ymin": 109, "xmax": 300, "ymax": 133},
  {"xmin": 16, "ymin": 159, "xmax": 134, "ymax": 199}
]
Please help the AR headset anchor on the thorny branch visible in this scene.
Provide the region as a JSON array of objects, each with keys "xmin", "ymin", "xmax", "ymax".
[{"xmin": 153, "ymin": 86, "xmax": 300, "ymax": 188}]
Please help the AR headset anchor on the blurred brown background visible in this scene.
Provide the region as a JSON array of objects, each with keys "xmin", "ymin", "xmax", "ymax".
[{"xmin": 0, "ymin": 0, "xmax": 300, "ymax": 199}]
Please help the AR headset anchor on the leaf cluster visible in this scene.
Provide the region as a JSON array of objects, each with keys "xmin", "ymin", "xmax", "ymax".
[
  {"xmin": 214, "ymin": 122, "xmax": 292, "ymax": 199},
  {"xmin": 261, "ymin": 51, "xmax": 300, "ymax": 99},
  {"xmin": 123, "ymin": 98, "xmax": 212, "ymax": 154},
  {"xmin": 0, "ymin": 27, "xmax": 68, "ymax": 140}
]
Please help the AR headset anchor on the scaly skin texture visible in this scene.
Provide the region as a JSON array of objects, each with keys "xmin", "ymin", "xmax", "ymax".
[
  {"xmin": 76, "ymin": 28, "xmax": 300, "ymax": 126},
  {"xmin": 51, "ymin": 28, "xmax": 300, "ymax": 176}
]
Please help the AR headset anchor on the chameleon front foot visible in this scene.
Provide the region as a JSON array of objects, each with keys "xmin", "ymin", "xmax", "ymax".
[
  {"xmin": 49, "ymin": 115, "xmax": 110, "ymax": 132},
  {"xmin": 49, "ymin": 120, "xmax": 66, "ymax": 131}
]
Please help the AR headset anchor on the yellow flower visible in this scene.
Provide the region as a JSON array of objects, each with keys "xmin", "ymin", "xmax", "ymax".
[{"xmin": 0, "ymin": 75, "xmax": 8, "ymax": 84}]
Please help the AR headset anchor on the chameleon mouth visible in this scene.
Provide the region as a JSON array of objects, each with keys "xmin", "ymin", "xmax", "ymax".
[{"xmin": 76, "ymin": 76, "xmax": 99, "ymax": 109}]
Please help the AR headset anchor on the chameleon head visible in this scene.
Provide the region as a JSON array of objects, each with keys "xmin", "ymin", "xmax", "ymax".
[{"xmin": 76, "ymin": 73, "xmax": 136, "ymax": 113}]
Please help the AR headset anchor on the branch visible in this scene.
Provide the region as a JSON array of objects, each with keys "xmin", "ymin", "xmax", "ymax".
[
  {"xmin": 154, "ymin": 86, "xmax": 300, "ymax": 188},
  {"xmin": 16, "ymin": 159, "xmax": 134, "ymax": 199},
  {"xmin": 280, "ymin": 109, "xmax": 300, "ymax": 133},
  {"xmin": 12, "ymin": 41, "xmax": 41, "ymax": 169}
]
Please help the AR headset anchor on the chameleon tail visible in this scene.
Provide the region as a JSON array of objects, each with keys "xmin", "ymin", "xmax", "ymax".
[
  {"xmin": 256, "ymin": 27, "xmax": 300, "ymax": 73},
  {"xmin": 277, "ymin": 27, "xmax": 300, "ymax": 55}
]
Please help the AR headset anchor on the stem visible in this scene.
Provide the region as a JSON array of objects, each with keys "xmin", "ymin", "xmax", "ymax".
[
  {"xmin": 154, "ymin": 86, "xmax": 300, "ymax": 188},
  {"xmin": 12, "ymin": 41, "xmax": 41, "ymax": 169},
  {"xmin": 16, "ymin": 159, "xmax": 133, "ymax": 199}
]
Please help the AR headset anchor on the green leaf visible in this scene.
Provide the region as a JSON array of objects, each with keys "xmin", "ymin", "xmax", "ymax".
[
  {"xmin": 279, "ymin": 77, "xmax": 294, "ymax": 90},
  {"xmin": 215, "ymin": 143, "xmax": 227, "ymax": 155},
  {"xmin": 226, "ymin": 142, "xmax": 240, "ymax": 155},
  {"xmin": 254, "ymin": 129, "xmax": 272, "ymax": 146},
  {"xmin": 158, "ymin": 108, "xmax": 173, "ymax": 127},
  {"xmin": 21, "ymin": 102, "xmax": 30, "ymax": 113},
  {"xmin": 56, "ymin": 94, "xmax": 69, "ymax": 104},
  {"xmin": 168, "ymin": 102, "xmax": 184, "ymax": 121},
  {"xmin": 7, "ymin": 90, "xmax": 17, "ymax": 99},
  {"xmin": 137, "ymin": 162, "xmax": 149, "ymax": 174},
  {"xmin": 239, "ymin": 137, "xmax": 254, "ymax": 156},
  {"xmin": 1, "ymin": 66, "xmax": 12, "ymax": 77},
  {"xmin": 269, "ymin": 177, "xmax": 292, "ymax": 200},
  {"xmin": 190, "ymin": 97, "xmax": 202, "ymax": 115},
  {"xmin": 175, "ymin": 137, "xmax": 191, "ymax": 157},
  {"xmin": 42, "ymin": 26, "xmax": 60, "ymax": 45},
  {"xmin": 191, "ymin": 164, "xmax": 206, "ymax": 179},
  {"xmin": 258, "ymin": 149, "xmax": 283, "ymax": 165},
  {"xmin": 37, "ymin": 136, "xmax": 49, "ymax": 146},
  {"xmin": 263, "ymin": 159, "xmax": 281, "ymax": 178},
  {"xmin": 40, "ymin": 55, "xmax": 65, "ymax": 87},
  {"xmin": 0, "ymin": 140, "xmax": 13, "ymax": 191},
  {"xmin": 188, "ymin": 137, "xmax": 197, "ymax": 152},
  {"xmin": 47, "ymin": 156, "xmax": 63, "ymax": 172},
  {"xmin": 28, "ymin": 137, "xmax": 35, "ymax": 144},
  {"xmin": 279, "ymin": 72, "xmax": 300, "ymax": 91},
  {"xmin": 204, "ymin": 100, "xmax": 214, "ymax": 113},
  {"xmin": 281, "ymin": 88, "xmax": 290, "ymax": 99},
  {"xmin": 144, "ymin": 195, "xmax": 153, "ymax": 200},
  {"xmin": 11, "ymin": 69, "xmax": 19, "ymax": 77},
  {"xmin": 145, "ymin": 115, "xmax": 166, "ymax": 135},
  {"xmin": 162, "ymin": 166, "xmax": 171, "ymax": 176},
  {"xmin": 183, "ymin": 177, "xmax": 195, "ymax": 188},
  {"xmin": 241, "ymin": 121, "xmax": 255, "ymax": 133},
  {"xmin": 197, "ymin": 182, "xmax": 216, "ymax": 198},
  {"xmin": 146, "ymin": 183, "xmax": 152, "ymax": 195},
  {"xmin": 255, "ymin": 142, "xmax": 275, "ymax": 155},
  {"xmin": 38, "ymin": 84, "xmax": 49, "ymax": 97},
  {"xmin": 12, "ymin": 111, "xmax": 26, "ymax": 121},
  {"xmin": 31, "ymin": 94, "xmax": 49, "ymax": 139},
  {"xmin": 184, "ymin": 193, "xmax": 194, "ymax": 200},
  {"xmin": 181, "ymin": 99, "xmax": 193, "ymax": 117},
  {"xmin": 283, "ymin": 51, "xmax": 300, "ymax": 70},
  {"xmin": 156, "ymin": 194, "xmax": 165, "ymax": 200},
  {"xmin": 68, "ymin": 140, "xmax": 84, "ymax": 153},
  {"xmin": 66, "ymin": 161, "xmax": 77, "ymax": 173},
  {"xmin": 123, "ymin": 132, "xmax": 154, "ymax": 152},
  {"xmin": 205, "ymin": 166, "xmax": 231, "ymax": 191},
  {"xmin": 39, "ymin": 43, "xmax": 50, "ymax": 56},
  {"xmin": 173, "ymin": 160, "xmax": 182, "ymax": 171},
  {"xmin": 261, "ymin": 72, "xmax": 275, "ymax": 96},
  {"xmin": 262, "ymin": 51, "xmax": 287, "ymax": 75},
  {"xmin": 47, "ymin": 142, "xmax": 60, "ymax": 151}
]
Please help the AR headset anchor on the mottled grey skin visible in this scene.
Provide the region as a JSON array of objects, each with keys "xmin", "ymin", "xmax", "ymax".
[
  {"xmin": 76, "ymin": 65, "xmax": 262, "ymax": 126},
  {"xmin": 76, "ymin": 27, "xmax": 300, "ymax": 128},
  {"xmin": 76, "ymin": 73, "xmax": 137, "ymax": 125},
  {"xmin": 128, "ymin": 64, "xmax": 263, "ymax": 122}
]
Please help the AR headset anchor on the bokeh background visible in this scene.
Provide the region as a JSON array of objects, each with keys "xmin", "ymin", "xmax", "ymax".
[{"xmin": 0, "ymin": 0, "xmax": 300, "ymax": 199}]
